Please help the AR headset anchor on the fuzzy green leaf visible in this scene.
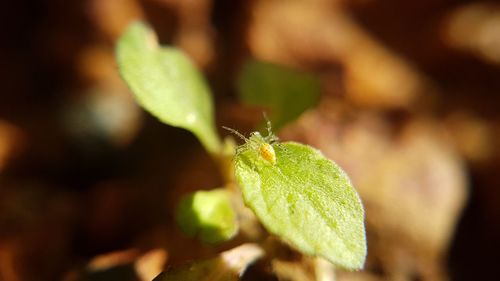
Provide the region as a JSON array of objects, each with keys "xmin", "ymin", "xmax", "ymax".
[
  {"xmin": 235, "ymin": 141, "xmax": 366, "ymax": 270},
  {"xmin": 116, "ymin": 21, "xmax": 221, "ymax": 153},
  {"xmin": 176, "ymin": 189, "xmax": 238, "ymax": 244},
  {"xmin": 237, "ymin": 60, "xmax": 320, "ymax": 129}
]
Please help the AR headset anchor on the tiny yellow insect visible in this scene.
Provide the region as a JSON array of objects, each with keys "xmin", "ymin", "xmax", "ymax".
[
  {"xmin": 259, "ymin": 142, "xmax": 276, "ymax": 165},
  {"xmin": 223, "ymin": 118, "xmax": 279, "ymax": 165}
]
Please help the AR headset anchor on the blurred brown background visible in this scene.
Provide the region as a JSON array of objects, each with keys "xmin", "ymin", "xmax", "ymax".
[{"xmin": 0, "ymin": 0, "xmax": 499, "ymax": 280}]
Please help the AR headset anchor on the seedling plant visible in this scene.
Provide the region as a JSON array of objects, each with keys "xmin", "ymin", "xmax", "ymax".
[{"xmin": 116, "ymin": 21, "xmax": 366, "ymax": 280}]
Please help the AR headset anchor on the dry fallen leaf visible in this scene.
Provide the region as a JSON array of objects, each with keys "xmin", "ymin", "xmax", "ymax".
[{"xmin": 154, "ymin": 243, "xmax": 264, "ymax": 281}]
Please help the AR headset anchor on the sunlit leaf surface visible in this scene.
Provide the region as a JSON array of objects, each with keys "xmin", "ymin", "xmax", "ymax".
[
  {"xmin": 116, "ymin": 21, "xmax": 221, "ymax": 153},
  {"xmin": 235, "ymin": 141, "xmax": 366, "ymax": 270}
]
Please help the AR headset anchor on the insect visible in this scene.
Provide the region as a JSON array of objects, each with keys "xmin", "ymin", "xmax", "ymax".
[{"xmin": 223, "ymin": 119, "xmax": 279, "ymax": 165}]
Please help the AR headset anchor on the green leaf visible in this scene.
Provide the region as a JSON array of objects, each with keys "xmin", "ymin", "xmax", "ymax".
[
  {"xmin": 237, "ymin": 60, "xmax": 320, "ymax": 129},
  {"xmin": 234, "ymin": 140, "xmax": 366, "ymax": 270},
  {"xmin": 176, "ymin": 189, "xmax": 238, "ymax": 244},
  {"xmin": 116, "ymin": 21, "xmax": 221, "ymax": 154}
]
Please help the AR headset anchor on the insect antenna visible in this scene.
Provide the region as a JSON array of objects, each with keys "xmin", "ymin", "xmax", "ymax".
[
  {"xmin": 222, "ymin": 126, "xmax": 249, "ymax": 143},
  {"xmin": 262, "ymin": 113, "xmax": 279, "ymax": 143},
  {"xmin": 262, "ymin": 112, "xmax": 272, "ymax": 135}
]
